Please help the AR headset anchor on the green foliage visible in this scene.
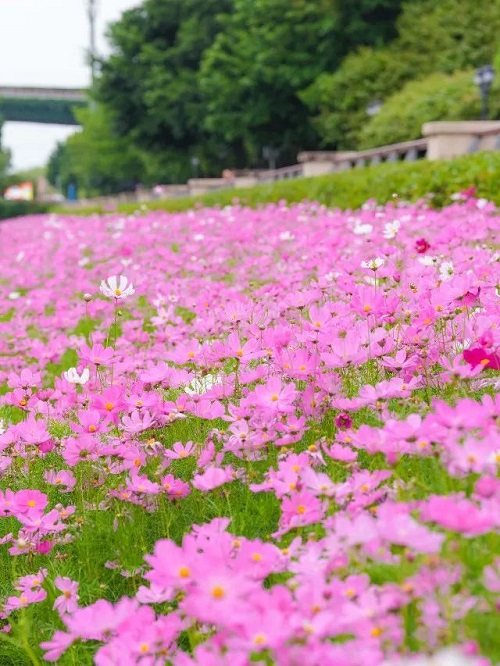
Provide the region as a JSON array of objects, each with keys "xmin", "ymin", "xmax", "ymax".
[
  {"xmin": 88, "ymin": 0, "xmax": 407, "ymax": 185},
  {"xmin": 0, "ymin": 200, "xmax": 49, "ymax": 221},
  {"xmin": 53, "ymin": 151, "xmax": 500, "ymax": 217},
  {"xmin": 199, "ymin": 0, "xmax": 341, "ymax": 164},
  {"xmin": 301, "ymin": 46, "xmax": 412, "ymax": 149},
  {"xmin": 47, "ymin": 106, "xmax": 145, "ymax": 197},
  {"xmin": 358, "ymin": 71, "xmax": 500, "ymax": 149},
  {"xmin": 304, "ymin": 0, "xmax": 500, "ymax": 148},
  {"xmin": 0, "ymin": 117, "xmax": 11, "ymax": 191},
  {"xmin": 96, "ymin": 0, "xmax": 234, "ymax": 184}
]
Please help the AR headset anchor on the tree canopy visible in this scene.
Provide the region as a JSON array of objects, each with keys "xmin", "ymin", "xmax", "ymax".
[
  {"xmin": 0, "ymin": 117, "xmax": 11, "ymax": 191},
  {"xmin": 47, "ymin": 0, "xmax": 500, "ymax": 192}
]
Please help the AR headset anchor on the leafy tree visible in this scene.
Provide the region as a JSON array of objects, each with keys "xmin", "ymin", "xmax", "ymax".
[
  {"xmin": 304, "ymin": 0, "xmax": 500, "ymax": 149},
  {"xmin": 330, "ymin": 0, "xmax": 406, "ymax": 57},
  {"xmin": 358, "ymin": 70, "xmax": 500, "ymax": 149},
  {"xmin": 96, "ymin": 0, "xmax": 233, "ymax": 183},
  {"xmin": 0, "ymin": 117, "xmax": 11, "ymax": 191},
  {"xmin": 47, "ymin": 107, "xmax": 144, "ymax": 197},
  {"xmin": 200, "ymin": 0, "xmax": 344, "ymax": 165}
]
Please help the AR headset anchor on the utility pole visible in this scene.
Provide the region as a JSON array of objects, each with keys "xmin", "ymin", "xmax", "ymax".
[{"xmin": 87, "ymin": 0, "xmax": 98, "ymax": 84}]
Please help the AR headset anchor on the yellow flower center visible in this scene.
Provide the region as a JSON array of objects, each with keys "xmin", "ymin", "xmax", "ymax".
[
  {"xmin": 296, "ymin": 504, "xmax": 306, "ymax": 515},
  {"xmin": 105, "ymin": 402, "xmax": 114, "ymax": 411},
  {"xmin": 211, "ymin": 585, "xmax": 225, "ymax": 599},
  {"xmin": 88, "ymin": 424, "xmax": 97, "ymax": 432},
  {"xmin": 114, "ymin": 289, "xmax": 122, "ymax": 296},
  {"xmin": 178, "ymin": 566, "xmax": 191, "ymax": 578}
]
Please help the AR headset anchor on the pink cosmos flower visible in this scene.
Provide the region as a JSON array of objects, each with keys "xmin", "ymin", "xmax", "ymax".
[
  {"xmin": 71, "ymin": 409, "xmax": 110, "ymax": 435},
  {"xmin": 79, "ymin": 343, "xmax": 115, "ymax": 367},
  {"xmin": 7, "ymin": 368, "xmax": 42, "ymax": 390},
  {"xmin": 40, "ymin": 629, "xmax": 75, "ymax": 661},
  {"xmin": 44, "ymin": 469, "xmax": 76, "ymax": 492},
  {"xmin": 13, "ymin": 489, "xmax": 48, "ymax": 514},
  {"xmin": 164, "ymin": 441, "xmax": 196, "ymax": 460},
  {"xmin": 248, "ymin": 376, "xmax": 297, "ymax": 414},
  {"xmin": 420, "ymin": 495, "xmax": 495, "ymax": 537},
  {"xmin": 192, "ymin": 466, "xmax": 234, "ymax": 492},
  {"xmin": 53, "ymin": 577, "xmax": 80, "ymax": 615},
  {"xmin": 121, "ymin": 409, "xmax": 155, "ymax": 434}
]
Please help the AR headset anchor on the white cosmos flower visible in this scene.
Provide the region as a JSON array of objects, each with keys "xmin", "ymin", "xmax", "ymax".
[
  {"xmin": 8, "ymin": 291, "xmax": 21, "ymax": 300},
  {"xmin": 361, "ymin": 257, "xmax": 385, "ymax": 271},
  {"xmin": 418, "ymin": 255, "xmax": 438, "ymax": 266},
  {"xmin": 383, "ymin": 220, "xmax": 400, "ymax": 239},
  {"xmin": 100, "ymin": 275, "xmax": 135, "ymax": 299},
  {"xmin": 63, "ymin": 367, "xmax": 90, "ymax": 385},
  {"xmin": 386, "ymin": 647, "xmax": 481, "ymax": 666},
  {"xmin": 439, "ymin": 261, "xmax": 454, "ymax": 282},
  {"xmin": 184, "ymin": 374, "xmax": 222, "ymax": 395},
  {"xmin": 0, "ymin": 419, "xmax": 5, "ymax": 435},
  {"xmin": 353, "ymin": 221, "xmax": 373, "ymax": 235}
]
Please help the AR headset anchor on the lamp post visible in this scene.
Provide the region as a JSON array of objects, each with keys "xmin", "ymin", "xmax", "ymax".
[
  {"xmin": 262, "ymin": 146, "xmax": 279, "ymax": 171},
  {"xmin": 191, "ymin": 156, "xmax": 200, "ymax": 178},
  {"xmin": 473, "ymin": 65, "xmax": 495, "ymax": 120}
]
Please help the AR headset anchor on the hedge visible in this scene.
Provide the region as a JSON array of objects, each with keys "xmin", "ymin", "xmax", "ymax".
[
  {"xmin": 0, "ymin": 200, "xmax": 50, "ymax": 221},
  {"xmin": 52, "ymin": 151, "xmax": 500, "ymax": 218}
]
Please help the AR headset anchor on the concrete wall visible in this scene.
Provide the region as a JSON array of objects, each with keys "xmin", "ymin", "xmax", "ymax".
[{"xmin": 422, "ymin": 121, "xmax": 500, "ymax": 160}]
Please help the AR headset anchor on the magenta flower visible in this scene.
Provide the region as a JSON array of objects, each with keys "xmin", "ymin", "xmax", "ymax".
[
  {"xmin": 79, "ymin": 343, "xmax": 115, "ymax": 367},
  {"xmin": 192, "ymin": 466, "xmax": 234, "ymax": 492},
  {"xmin": 53, "ymin": 577, "xmax": 79, "ymax": 615}
]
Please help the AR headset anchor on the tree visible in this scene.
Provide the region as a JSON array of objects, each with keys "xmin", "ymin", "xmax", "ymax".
[
  {"xmin": 199, "ymin": 0, "xmax": 343, "ymax": 166},
  {"xmin": 47, "ymin": 106, "xmax": 144, "ymax": 197},
  {"xmin": 0, "ymin": 117, "xmax": 11, "ymax": 191},
  {"xmin": 96, "ymin": 0, "xmax": 234, "ymax": 183},
  {"xmin": 303, "ymin": 0, "xmax": 500, "ymax": 149},
  {"xmin": 358, "ymin": 70, "xmax": 500, "ymax": 149}
]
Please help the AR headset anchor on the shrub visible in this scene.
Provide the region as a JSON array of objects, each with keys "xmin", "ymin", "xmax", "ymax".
[
  {"xmin": 0, "ymin": 200, "xmax": 49, "ymax": 221},
  {"xmin": 358, "ymin": 71, "xmax": 500, "ymax": 149},
  {"xmin": 52, "ymin": 151, "xmax": 500, "ymax": 217}
]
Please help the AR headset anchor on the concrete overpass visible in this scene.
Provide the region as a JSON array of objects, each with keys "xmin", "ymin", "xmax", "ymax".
[{"xmin": 0, "ymin": 86, "xmax": 88, "ymax": 125}]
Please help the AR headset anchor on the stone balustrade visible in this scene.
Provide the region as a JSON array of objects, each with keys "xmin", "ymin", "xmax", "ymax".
[{"xmin": 58, "ymin": 120, "xmax": 500, "ymax": 209}]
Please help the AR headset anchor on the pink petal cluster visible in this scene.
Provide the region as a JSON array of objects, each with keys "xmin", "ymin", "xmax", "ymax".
[{"xmin": 0, "ymin": 193, "xmax": 498, "ymax": 664}]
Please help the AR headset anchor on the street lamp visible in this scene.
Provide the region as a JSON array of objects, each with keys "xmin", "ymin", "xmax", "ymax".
[
  {"xmin": 366, "ymin": 99, "xmax": 382, "ymax": 117},
  {"xmin": 190, "ymin": 156, "xmax": 200, "ymax": 178},
  {"xmin": 473, "ymin": 65, "xmax": 495, "ymax": 120}
]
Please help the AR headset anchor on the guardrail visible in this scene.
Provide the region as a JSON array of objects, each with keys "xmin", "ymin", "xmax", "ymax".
[
  {"xmin": 256, "ymin": 164, "xmax": 304, "ymax": 183},
  {"xmin": 0, "ymin": 86, "xmax": 86, "ymax": 101}
]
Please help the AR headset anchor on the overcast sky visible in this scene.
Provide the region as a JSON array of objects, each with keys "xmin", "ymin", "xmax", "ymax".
[{"xmin": 1, "ymin": 0, "xmax": 140, "ymax": 171}]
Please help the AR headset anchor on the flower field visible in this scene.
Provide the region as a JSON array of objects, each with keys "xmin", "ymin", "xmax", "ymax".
[{"xmin": 0, "ymin": 194, "xmax": 499, "ymax": 665}]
